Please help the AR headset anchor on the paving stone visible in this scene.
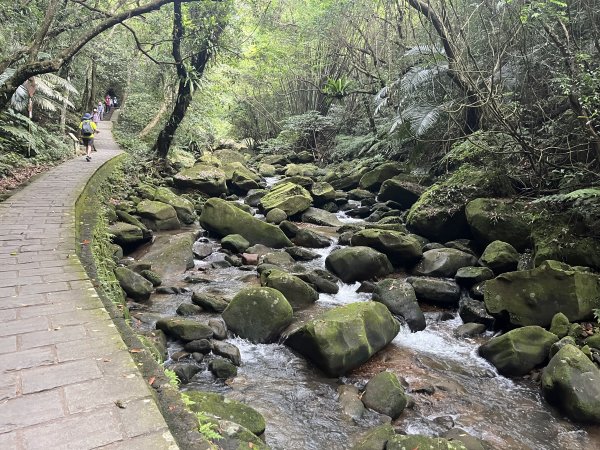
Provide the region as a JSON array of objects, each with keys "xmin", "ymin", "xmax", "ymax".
[
  {"xmin": 0, "ymin": 346, "xmax": 54, "ymax": 371},
  {"xmin": 0, "ymin": 373, "xmax": 18, "ymax": 402},
  {"xmin": 0, "ymin": 316, "xmax": 48, "ymax": 337},
  {"xmin": 21, "ymin": 357, "xmax": 102, "ymax": 394},
  {"xmin": 55, "ymin": 335, "xmax": 125, "ymax": 362},
  {"xmin": 64, "ymin": 376, "xmax": 151, "ymax": 413},
  {"xmin": 0, "ymin": 390, "xmax": 64, "ymax": 433},
  {"xmin": 0, "ymin": 431, "xmax": 17, "ymax": 448},
  {"xmin": 20, "ymin": 325, "xmax": 87, "ymax": 349},
  {"xmin": 97, "ymin": 431, "xmax": 178, "ymax": 450},
  {"xmin": 116, "ymin": 397, "xmax": 170, "ymax": 438},
  {"xmin": 0, "ymin": 336, "xmax": 17, "ymax": 354}
]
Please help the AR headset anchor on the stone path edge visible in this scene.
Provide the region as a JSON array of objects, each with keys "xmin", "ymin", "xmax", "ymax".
[{"xmin": 73, "ymin": 153, "xmax": 211, "ymax": 450}]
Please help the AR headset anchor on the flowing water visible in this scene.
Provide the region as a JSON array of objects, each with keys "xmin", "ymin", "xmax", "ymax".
[{"xmin": 130, "ymin": 201, "xmax": 600, "ymax": 450}]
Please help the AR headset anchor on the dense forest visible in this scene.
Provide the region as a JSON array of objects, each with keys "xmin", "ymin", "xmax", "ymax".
[{"xmin": 1, "ymin": 1, "xmax": 600, "ymax": 449}]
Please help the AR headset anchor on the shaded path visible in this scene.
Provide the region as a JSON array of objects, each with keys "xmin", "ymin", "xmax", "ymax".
[{"xmin": 0, "ymin": 115, "xmax": 178, "ymax": 449}]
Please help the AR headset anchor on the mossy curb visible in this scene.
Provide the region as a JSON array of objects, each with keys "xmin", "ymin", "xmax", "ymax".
[{"xmin": 75, "ymin": 153, "xmax": 211, "ymax": 450}]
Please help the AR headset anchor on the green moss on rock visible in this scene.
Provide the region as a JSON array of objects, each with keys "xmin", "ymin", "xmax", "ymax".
[{"xmin": 259, "ymin": 182, "xmax": 312, "ymax": 216}]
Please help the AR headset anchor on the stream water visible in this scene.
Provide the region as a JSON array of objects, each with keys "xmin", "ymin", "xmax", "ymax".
[{"xmin": 130, "ymin": 195, "xmax": 600, "ymax": 450}]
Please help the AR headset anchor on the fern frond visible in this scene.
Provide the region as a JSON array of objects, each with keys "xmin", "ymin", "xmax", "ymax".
[
  {"xmin": 399, "ymin": 63, "xmax": 449, "ymax": 94},
  {"xmin": 0, "ymin": 68, "xmax": 16, "ymax": 87}
]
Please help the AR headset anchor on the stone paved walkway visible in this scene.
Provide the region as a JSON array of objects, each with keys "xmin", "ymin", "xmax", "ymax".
[{"xmin": 0, "ymin": 117, "xmax": 178, "ymax": 449}]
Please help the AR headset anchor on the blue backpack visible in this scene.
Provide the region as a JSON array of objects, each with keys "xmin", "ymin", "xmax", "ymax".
[{"xmin": 82, "ymin": 120, "xmax": 93, "ymax": 136}]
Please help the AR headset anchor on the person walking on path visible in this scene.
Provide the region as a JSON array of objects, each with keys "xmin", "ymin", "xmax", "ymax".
[
  {"xmin": 105, "ymin": 94, "xmax": 111, "ymax": 113},
  {"xmin": 98, "ymin": 101, "xmax": 104, "ymax": 120},
  {"xmin": 79, "ymin": 112, "xmax": 98, "ymax": 161},
  {"xmin": 92, "ymin": 107, "xmax": 100, "ymax": 124}
]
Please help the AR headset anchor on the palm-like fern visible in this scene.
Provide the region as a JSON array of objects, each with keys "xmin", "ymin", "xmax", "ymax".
[{"xmin": 9, "ymin": 72, "xmax": 77, "ymax": 113}]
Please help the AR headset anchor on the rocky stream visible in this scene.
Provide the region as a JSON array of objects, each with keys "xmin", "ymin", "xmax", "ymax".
[{"xmin": 107, "ymin": 149, "xmax": 600, "ymax": 450}]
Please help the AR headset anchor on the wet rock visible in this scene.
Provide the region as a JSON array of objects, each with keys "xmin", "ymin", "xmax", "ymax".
[
  {"xmin": 338, "ymin": 231, "xmax": 353, "ymax": 246},
  {"xmin": 549, "ymin": 312, "xmax": 570, "ymax": 339},
  {"xmin": 215, "ymin": 420, "xmax": 269, "ymax": 449},
  {"xmin": 293, "ymin": 229, "xmax": 332, "ymax": 248},
  {"xmin": 171, "ymin": 363, "xmax": 201, "ymax": 384},
  {"xmin": 245, "ymin": 189, "xmax": 267, "ymax": 207},
  {"xmin": 542, "ymin": 344, "xmax": 600, "ymax": 423},
  {"xmin": 470, "ymin": 281, "xmax": 485, "ymax": 300},
  {"xmin": 209, "ymin": 357, "xmax": 238, "ymax": 379},
  {"xmin": 285, "ymin": 246, "xmax": 319, "ymax": 261},
  {"xmin": 258, "ymin": 163, "xmax": 276, "ymax": 177},
  {"xmin": 114, "ymin": 267, "xmax": 153, "ymax": 301},
  {"xmin": 156, "ymin": 318, "xmax": 213, "ymax": 342},
  {"xmin": 479, "ymin": 326, "xmax": 558, "ymax": 376},
  {"xmin": 176, "ymin": 303, "xmax": 203, "ymax": 316},
  {"xmin": 550, "ymin": 336, "xmax": 577, "ymax": 358},
  {"xmin": 338, "ymin": 385, "xmax": 365, "ymax": 420},
  {"xmin": 484, "ymin": 260, "xmax": 600, "ymax": 327},
  {"xmin": 480, "ymin": 240, "xmax": 519, "ymax": 274},
  {"xmin": 137, "ymin": 199, "xmax": 180, "ymax": 230},
  {"xmin": 225, "ymin": 254, "xmax": 242, "ymax": 267},
  {"xmin": 230, "ymin": 166, "xmax": 262, "ymax": 193},
  {"xmin": 350, "ymin": 424, "xmax": 395, "ymax": 450},
  {"xmin": 191, "ymin": 292, "xmax": 229, "ymax": 313},
  {"xmin": 138, "ymin": 330, "xmax": 168, "ymax": 363},
  {"xmin": 279, "ymin": 174, "xmax": 314, "ymax": 188},
  {"xmin": 171, "ymin": 351, "xmax": 190, "ymax": 362},
  {"xmin": 208, "ymin": 318, "xmax": 228, "ymax": 340},
  {"xmin": 349, "ymin": 189, "xmax": 376, "ymax": 202},
  {"xmin": 260, "ymin": 268, "xmax": 319, "ymax": 308},
  {"xmin": 265, "ymin": 208, "xmax": 287, "ymax": 224},
  {"xmin": 222, "ymin": 287, "xmax": 293, "ymax": 343},
  {"xmin": 259, "ymin": 182, "xmax": 312, "ymax": 216},
  {"xmin": 241, "ymin": 253, "xmax": 259, "ymax": 265},
  {"xmin": 279, "ymin": 220, "xmax": 300, "ymax": 238},
  {"xmin": 246, "ymin": 244, "xmax": 273, "ymax": 256},
  {"xmin": 458, "ymin": 298, "xmax": 495, "ymax": 327},
  {"xmin": 173, "ymin": 164, "xmax": 228, "ymax": 196},
  {"xmin": 108, "ymin": 222, "xmax": 151, "ymax": 251},
  {"xmin": 454, "ymin": 323, "xmax": 486, "ymax": 338},
  {"xmin": 140, "ymin": 269, "xmax": 162, "ymax": 287},
  {"xmin": 155, "ymin": 286, "xmax": 179, "ymax": 295},
  {"xmin": 221, "ymin": 234, "xmax": 250, "ymax": 253},
  {"xmin": 300, "ymin": 207, "xmax": 343, "ymax": 227},
  {"xmin": 387, "ymin": 435, "xmax": 467, "ymax": 450},
  {"xmin": 153, "ymin": 186, "xmax": 196, "ymax": 224},
  {"xmin": 455, "ymin": 266, "xmax": 494, "ymax": 286},
  {"xmin": 200, "ymin": 198, "xmax": 292, "ymax": 248},
  {"xmin": 407, "ymin": 277, "xmax": 460, "ymax": 305},
  {"xmin": 466, "ymin": 198, "xmax": 534, "ymax": 251},
  {"xmin": 357, "ymin": 281, "xmax": 376, "ymax": 293},
  {"xmin": 211, "ymin": 340, "xmax": 241, "ymax": 366},
  {"xmin": 184, "ymin": 339, "xmax": 212, "ymax": 354},
  {"xmin": 350, "ymin": 229, "xmax": 422, "ymax": 266},
  {"xmin": 192, "ymin": 352, "xmax": 204, "ymax": 363},
  {"xmin": 359, "ymin": 163, "xmax": 404, "ymax": 191},
  {"xmin": 377, "ymin": 179, "xmax": 425, "ymax": 209},
  {"xmin": 326, "ymin": 247, "xmax": 393, "ymax": 283},
  {"xmin": 285, "ymin": 302, "xmax": 400, "ymax": 376},
  {"xmin": 296, "ymin": 271, "xmax": 339, "ymax": 294},
  {"xmin": 185, "ymin": 391, "xmax": 266, "ymax": 435},
  {"xmin": 261, "ymin": 251, "xmax": 295, "ymax": 267},
  {"xmin": 192, "ymin": 241, "xmax": 213, "ymax": 259},
  {"xmin": 330, "ymin": 169, "xmax": 368, "ymax": 191},
  {"xmin": 140, "ymin": 232, "xmax": 195, "ymax": 277},
  {"xmin": 361, "ymin": 371, "xmax": 408, "ymax": 419},
  {"xmin": 442, "ymin": 429, "xmax": 487, "ymax": 450},
  {"xmin": 310, "ymin": 182, "xmax": 336, "ymax": 206},
  {"xmin": 422, "ymin": 242, "xmax": 445, "ymax": 251},
  {"xmin": 373, "ymin": 279, "xmax": 425, "ymax": 332},
  {"xmin": 412, "ymin": 248, "xmax": 478, "ymax": 278}
]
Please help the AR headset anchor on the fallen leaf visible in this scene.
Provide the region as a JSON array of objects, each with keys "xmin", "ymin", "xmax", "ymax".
[
  {"xmin": 148, "ymin": 376, "xmax": 156, "ymax": 386},
  {"xmin": 114, "ymin": 400, "xmax": 126, "ymax": 409},
  {"xmin": 129, "ymin": 348, "xmax": 143, "ymax": 353},
  {"xmin": 81, "ymin": 239, "xmax": 91, "ymax": 245}
]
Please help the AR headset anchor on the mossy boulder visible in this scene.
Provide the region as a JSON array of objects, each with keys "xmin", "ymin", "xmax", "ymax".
[
  {"xmin": 258, "ymin": 163, "xmax": 276, "ymax": 177},
  {"xmin": 412, "ymin": 248, "xmax": 478, "ymax": 277},
  {"xmin": 185, "ymin": 391, "xmax": 266, "ymax": 435},
  {"xmin": 361, "ymin": 371, "xmax": 408, "ymax": 419},
  {"xmin": 406, "ymin": 164, "xmax": 513, "ymax": 242},
  {"xmin": 209, "ymin": 358, "xmax": 238, "ymax": 379},
  {"xmin": 114, "ymin": 266, "xmax": 153, "ymax": 301},
  {"xmin": 173, "ymin": 164, "xmax": 228, "ymax": 196},
  {"xmin": 549, "ymin": 312, "xmax": 570, "ymax": 339},
  {"xmin": 155, "ymin": 318, "xmax": 213, "ymax": 342},
  {"xmin": 222, "ymin": 161, "xmax": 259, "ymax": 181},
  {"xmin": 480, "ymin": 240, "xmax": 519, "ymax": 274},
  {"xmin": 479, "ymin": 326, "xmax": 558, "ymax": 376},
  {"xmin": 231, "ymin": 166, "xmax": 262, "ymax": 193},
  {"xmin": 359, "ymin": 163, "xmax": 404, "ymax": 191},
  {"xmin": 301, "ymin": 207, "xmax": 343, "ymax": 227},
  {"xmin": 377, "ymin": 178, "xmax": 426, "ymax": 209},
  {"xmin": 455, "ymin": 266, "xmax": 494, "ymax": 286},
  {"xmin": 325, "ymin": 247, "xmax": 393, "ymax": 283},
  {"xmin": 259, "ymin": 182, "xmax": 312, "ymax": 216},
  {"xmin": 284, "ymin": 163, "xmax": 318, "ymax": 177},
  {"xmin": 222, "ymin": 287, "xmax": 293, "ymax": 344},
  {"xmin": 484, "ymin": 260, "xmax": 600, "ymax": 327},
  {"xmin": 136, "ymin": 200, "xmax": 180, "ymax": 230},
  {"xmin": 154, "ymin": 188, "xmax": 194, "ymax": 224},
  {"xmin": 387, "ymin": 435, "xmax": 467, "ymax": 450},
  {"xmin": 200, "ymin": 198, "xmax": 292, "ymax": 248},
  {"xmin": 265, "ymin": 208, "xmax": 287, "ymax": 224},
  {"xmin": 221, "ymin": 234, "xmax": 250, "ymax": 253},
  {"xmin": 214, "ymin": 148, "xmax": 246, "ymax": 165},
  {"xmin": 465, "ymin": 198, "xmax": 534, "ymax": 250},
  {"xmin": 167, "ymin": 148, "xmax": 196, "ymax": 169},
  {"xmin": 108, "ymin": 222, "xmax": 150, "ymax": 251},
  {"xmin": 310, "ymin": 181, "xmax": 336, "ymax": 205},
  {"xmin": 350, "ymin": 229, "xmax": 422, "ymax": 266},
  {"xmin": 285, "ymin": 302, "xmax": 400, "ymax": 376},
  {"xmin": 330, "ymin": 167, "xmax": 369, "ymax": 191},
  {"xmin": 191, "ymin": 292, "xmax": 229, "ymax": 313},
  {"xmin": 293, "ymin": 229, "xmax": 332, "ymax": 248},
  {"xmin": 350, "ymin": 424, "xmax": 395, "ymax": 450},
  {"xmin": 373, "ymin": 279, "xmax": 425, "ymax": 332},
  {"xmin": 140, "ymin": 232, "xmax": 194, "ymax": 277},
  {"xmin": 542, "ymin": 344, "xmax": 600, "ymax": 423},
  {"xmin": 407, "ymin": 276, "xmax": 461, "ymax": 305},
  {"xmin": 260, "ymin": 269, "xmax": 319, "ymax": 309}
]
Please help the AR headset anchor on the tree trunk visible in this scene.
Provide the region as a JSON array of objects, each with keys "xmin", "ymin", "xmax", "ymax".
[
  {"xmin": 139, "ymin": 84, "xmax": 173, "ymax": 138},
  {"xmin": 88, "ymin": 58, "xmax": 97, "ymax": 112}
]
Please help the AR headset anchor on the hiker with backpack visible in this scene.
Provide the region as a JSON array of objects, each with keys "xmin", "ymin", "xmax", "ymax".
[
  {"xmin": 79, "ymin": 112, "xmax": 98, "ymax": 162},
  {"xmin": 97, "ymin": 101, "xmax": 104, "ymax": 120}
]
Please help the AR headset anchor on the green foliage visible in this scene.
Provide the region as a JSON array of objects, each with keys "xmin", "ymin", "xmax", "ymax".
[
  {"xmin": 322, "ymin": 76, "xmax": 353, "ymax": 99},
  {"xmin": 196, "ymin": 412, "xmax": 223, "ymax": 442},
  {"xmin": 164, "ymin": 368, "xmax": 180, "ymax": 388}
]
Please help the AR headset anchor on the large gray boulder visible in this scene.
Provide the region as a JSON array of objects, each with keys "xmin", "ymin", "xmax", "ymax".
[
  {"xmin": 301, "ymin": 207, "xmax": 343, "ymax": 227},
  {"xmin": 479, "ymin": 240, "xmax": 519, "ymax": 274},
  {"xmin": 350, "ymin": 229, "xmax": 422, "ymax": 266},
  {"xmin": 325, "ymin": 247, "xmax": 393, "ymax": 283},
  {"xmin": 108, "ymin": 222, "xmax": 151, "ymax": 251},
  {"xmin": 412, "ymin": 248, "xmax": 478, "ymax": 277},
  {"xmin": 359, "ymin": 163, "xmax": 404, "ymax": 191},
  {"xmin": 377, "ymin": 179, "xmax": 425, "ymax": 209},
  {"xmin": 285, "ymin": 302, "xmax": 400, "ymax": 376},
  {"xmin": 153, "ymin": 187, "xmax": 196, "ymax": 224},
  {"xmin": 259, "ymin": 182, "xmax": 312, "ymax": 216},
  {"xmin": 222, "ymin": 287, "xmax": 293, "ymax": 343},
  {"xmin": 260, "ymin": 269, "xmax": 319, "ymax": 309},
  {"xmin": 140, "ymin": 232, "xmax": 195, "ymax": 277},
  {"xmin": 173, "ymin": 164, "xmax": 228, "ymax": 196},
  {"xmin": 361, "ymin": 371, "xmax": 408, "ymax": 419},
  {"xmin": 484, "ymin": 260, "xmax": 600, "ymax": 327},
  {"xmin": 478, "ymin": 326, "xmax": 558, "ymax": 376},
  {"xmin": 373, "ymin": 279, "xmax": 425, "ymax": 332},
  {"xmin": 407, "ymin": 277, "xmax": 461, "ymax": 305},
  {"xmin": 200, "ymin": 198, "xmax": 292, "ymax": 248},
  {"xmin": 114, "ymin": 266, "xmax": 153, "ymax": 301},
  {"xmin": 293, "ymin": 229, "xmax": 332, "ymax": 248},
  {"xmin": 156, "ymin": 318, "xmax": 213, "ymax": 342},
  {"xmin": 542, "ymin": 344, "xmax": 600, "ymax": 423},
  {"xmin": 136, "ymin": 200, "xmax": 180, "ymax": 231}
]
